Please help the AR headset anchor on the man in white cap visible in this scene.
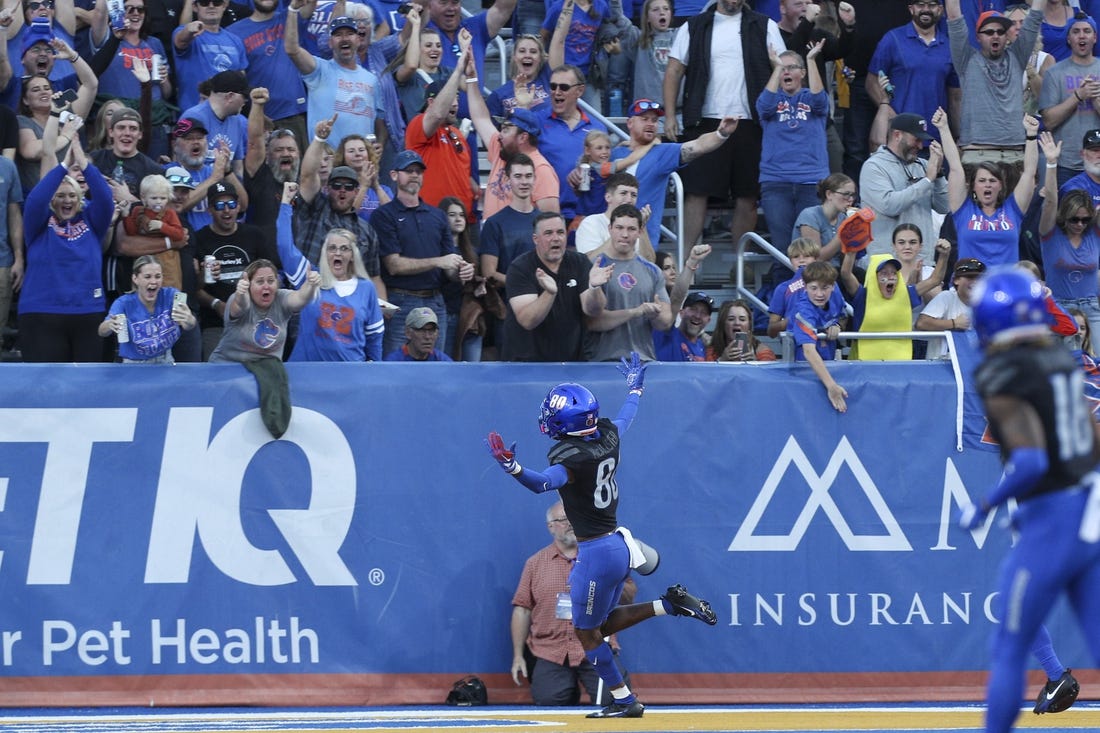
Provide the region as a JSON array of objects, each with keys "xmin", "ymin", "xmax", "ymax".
[{"xmin": 383, "ymin": 306, "xmax": 453, "ymax": 361}]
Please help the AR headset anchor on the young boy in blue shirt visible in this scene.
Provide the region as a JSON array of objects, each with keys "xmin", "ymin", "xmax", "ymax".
[{"xmin": 786, "ymin": 261, "xmax": 848, "ymax": 412}]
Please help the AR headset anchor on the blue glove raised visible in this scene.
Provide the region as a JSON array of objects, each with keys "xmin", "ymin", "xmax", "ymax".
[
  {"xmin": 618, "ymin": 351, "xmax": 646, "ymax": 394},
  {"xmin": 486, "ymin": 431, "xmax": 521, "ymax": 475},
  {"xmin": 958, "ymin": 500, "xmax": 989, "ymax": 531}
]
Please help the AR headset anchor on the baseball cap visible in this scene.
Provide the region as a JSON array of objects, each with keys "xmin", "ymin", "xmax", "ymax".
[
  {"xmin": 954, "ymin": 258, "xmax": 987, "ymax": 276},
  {"xmin": 405, "ymin": 307, "xmax": 438, "ymax": 329},
  {"xmin": 683, "ymin": 291, "xmax": 715, "ymax": 312},
  {"xmin": 493, "ymin": 108, "xmax": 541, "ymax": 137},
  {"xmin": 890, "ymin": 113, "xmax": 932, "ymax": 142},
  {"xmin": 20, "ymin": 21, "xmax": 53, "ymax": 58},
  {"xmin": 206, "ymin": 180, "xmax": 238, "ymax": 204},
  {"xmin": 164, "ymin": 165, "xmax": 195, "ymax": 189},
  {"xmin": 1083, "ymin": 129, "xmax": 1100, "ymax": 149},
  {"xmin": 1071, "ymin": 11, "xmax": 1099, "ymax": 35},
  {"xmin": 628, "ymin": 98, "xmax": 665, "ymax": 117},
  {"xmin": 329, "ymin": 165, "xmax": 359, "ymax": 183},
  {"xmin": 172, "ymin": 116, "xmax": 207, "ymax": 138},
  {"xmin": 111, "ymin": 107, "xmax": 142, "ymax": 128},
  {"xmin": 330, "ymin": 15, "xmax": 357, "ymax": 32},
  {"xmin": 876, "ymin": 257, "xmax": 903, "ymax": 273},
  {"xmin": 421, "ymin": 80, "xmax": 446, "ymax": 111},
  {"xmin": 209, "ymin": 69, "xmax": 248, "ymax": 96},
  {"xmin": 976, "ymin": 10, "xmax": 1012, "ymax": 31},
  {"xmin": 392, "ymin": 149, "xmax": 427, "ymax": 171}
]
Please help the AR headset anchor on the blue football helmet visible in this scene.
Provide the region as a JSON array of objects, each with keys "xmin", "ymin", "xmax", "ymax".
[
  {"xmin": 538, "ymin": 383, "xmax": 599, "ymax": 439},
  {"xmin": 972, "ymin": 268, "xmax": 1051, "ymax": 349}
]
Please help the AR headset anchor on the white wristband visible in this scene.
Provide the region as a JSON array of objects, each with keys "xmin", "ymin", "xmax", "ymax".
[
  {"xmin": 465, "ymin": 77, "xmax": 478, "ymax": 84},
  {"xmin": 715, "ymin": 127, "xmax": 730, "ymax": 140},
  {"xmin": 210, "ymin": 298, "xmax": 221, "ymax": 309},
  {"xmin": 164, "ymin": 236, "xmax": 171, "ymax": 250},
  {"xmin": 312, "ymin": 135, "xmax": 327, "ymax": 145},
  {"xmin": 1046, "ymin": 162, "xmax": 1058, "ymax": 169}
]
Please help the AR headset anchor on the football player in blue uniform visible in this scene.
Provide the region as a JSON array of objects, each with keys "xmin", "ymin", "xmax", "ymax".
[
  {"xmin": 962, "ymin": 269, "xmax": 1100, "ymax": 733},
  {"xmin": 486, "ymin": 352, "xmax": 717, "ymax": 719}
]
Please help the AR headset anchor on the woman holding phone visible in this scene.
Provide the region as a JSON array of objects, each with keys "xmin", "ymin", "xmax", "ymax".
[
  {"xmin": 707, "ymin": 299, "xmax": 776, "ymax": 362},
  {"xmin": 98, "ymin": 255, "xmax": 196, "ymax": 363}
]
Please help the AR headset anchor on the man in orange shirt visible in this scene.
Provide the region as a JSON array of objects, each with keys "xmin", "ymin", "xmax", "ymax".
[{"xmin": 404, "ymin": 35, "xmax": 478, "ymax": 215}]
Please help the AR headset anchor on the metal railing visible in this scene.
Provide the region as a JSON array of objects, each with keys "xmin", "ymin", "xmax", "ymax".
[{"xmin": 777, "ymin": 330, "xmax": 950, "ymax": 362}]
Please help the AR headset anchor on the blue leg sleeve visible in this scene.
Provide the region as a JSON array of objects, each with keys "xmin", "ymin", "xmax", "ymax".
[
  {"xmin": 585, "ymin": 641, "xmax": 625, "ymax": 692},
  {"xmin": 1030, "ymin": 624, "xmax": 1066, "ymax": 680}
]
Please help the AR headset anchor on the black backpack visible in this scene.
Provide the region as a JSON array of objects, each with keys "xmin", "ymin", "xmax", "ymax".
[{"xmin": 445, "ymin": 675, "xmax": 488, "ymax": 706}]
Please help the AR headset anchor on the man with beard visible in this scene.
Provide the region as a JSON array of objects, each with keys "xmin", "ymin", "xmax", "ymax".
[
  {"xmin": 167, "ymin": 116, "xmax": 248, "ymax": 234},
  {"xmin": 509, "ymin": 501, "xmax": 636, "ymax": 707},
  {"xmin": 860, "ymin": 112, "xmax": 949, "ymax": 262},
  {"xmin": 1060, "ymin": 128, "xmax": 1100, "ymax": 206},
  {"xmin": 172, "ymin": 0, "xmax": 248, "ymax": 112},
  {"xmin": 179, "ymin": 70, "xmax": 249, "ymax": 179},
  {"xmin": 373, "ymin": 149, "xmax": 473, "ymax": 356},
  {"xmin": 227, "ymin": 0, "xmax": 307, "ymax": 146},
  {"xmin": 244, "ymin": 87, "xmax": 300, "ymax": 246},
  {"xmin": 1039, "ymin": 13, "xmax": 1100, "ymax": 186},
  {"xmin": 948, "ymin": 0, "xmax": 1045, "ymax": 166},
  {"xmin": 868, "ymin": 0, "xmax": 960, "ymax": 146},
  {"xmin": 285, "ymin": 12, "xmax": 385, "ymax": 154},
  {"xmin": 652, "ymin": 245, "xmax": 715, "ymax": 362},
  {"xmin": 194, "ymin": 181, "xmax": 277, "ymax": 359},
  {"xmin": 466, "ymin": 69, "xmax": 559, "ymax": 218},
  {"xmin": 404, "ymin": 42, "xmax": 475, "ymax": 214},
  {"xmin": 501, "ymin": 211, "xmax": 609, "ymax": 361},
  {"xmin": 612, "ymin": 99, "xmax": 737, "ymax": 247}
]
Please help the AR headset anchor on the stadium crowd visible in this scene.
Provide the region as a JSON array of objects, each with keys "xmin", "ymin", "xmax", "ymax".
[{"xmin": 1, "ymin": 0, "xmax": 1098, "ymax": 369}]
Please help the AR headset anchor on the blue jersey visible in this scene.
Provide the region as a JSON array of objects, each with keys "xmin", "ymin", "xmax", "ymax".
[
  {"xmin": 610, "ymin": 143, "xmax": 682, "ymax": 245},
  {"xmin": 107, "ymin": 288, "xmax": 182, "ymax": 361},
  {"xmin": 171, "ymin": 27, "xmax": 248, "ymax": 112},
  {"xmin": 653, "ymin": 326, "xmax": 706, "ymax": 362},
  {"xmin": 227, "ymin": 11, "xmax": 307, "ymax": 121},
  {"xmin": 786, "ymin": 286, "xmax": 845, "ymax": 361}
]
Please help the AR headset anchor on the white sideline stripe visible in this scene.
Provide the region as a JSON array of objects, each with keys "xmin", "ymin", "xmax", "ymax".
[{"xmin": 0, "ymin": 704, "xmax": 1012, "ymax": 724}]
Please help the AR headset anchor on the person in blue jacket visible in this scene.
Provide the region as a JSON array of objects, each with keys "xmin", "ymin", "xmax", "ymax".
[{"xmin": 19, "ymin": 138, "xmax": 113, "ymax": 362}]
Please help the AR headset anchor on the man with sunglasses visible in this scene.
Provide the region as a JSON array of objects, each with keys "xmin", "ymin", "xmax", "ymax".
[
  {"xmin": 1061, "ymin": 128, "xmax": 1100, "ymax": 206},
  {"xmin": 1038, "ymin": 13, "xmax": 1100, "ymax": 187},
  {"xmin": 285, "ymin": 11, "xmax": 386, "ymax": 154},
  {"xmin": 173, "ymin": 0, "xmax": 248, "ymax": 112},
  {"xmin": 194, "ymin": 180, "xmax": 277, "ymax": 359},
  {"xmin": 947, "ymin": 0, "xmax": 1046, "ymax": 167}
]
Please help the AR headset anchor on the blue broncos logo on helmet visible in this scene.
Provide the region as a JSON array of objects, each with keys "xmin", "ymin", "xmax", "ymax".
[{"xmin": 538, "ymin": 383, "xmax": 600, "ymax": 439}]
